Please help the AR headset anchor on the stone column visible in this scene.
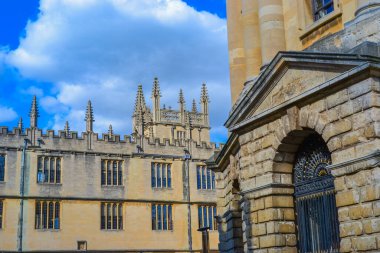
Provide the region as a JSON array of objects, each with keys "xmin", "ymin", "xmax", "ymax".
[
  {"xmin": 258, "ymin": 0, "xmax": 286, "ymax": 66},
  {"xmin": 227, "ymin": 0, "xmax": 246, "ymax": 104},
  {"xmin": 242, "ymin": 0, "xmax": 262, "ymax": 80},
  {"xmin": 355, "ymin": 0, "xmax": 380, "ymax": 16}
]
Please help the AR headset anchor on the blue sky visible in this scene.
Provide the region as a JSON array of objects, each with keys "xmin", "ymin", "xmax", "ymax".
[{"xmin": 0, "ymin": 0, "xmax": 229, "ymax": 143}]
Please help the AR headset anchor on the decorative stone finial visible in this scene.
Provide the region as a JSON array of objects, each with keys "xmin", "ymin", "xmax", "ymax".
[
  {"xmin": 29, "ymin": 96, "xmax": 39, "ymax": 128},
  {"xmin": 192, "ymin": 99, "xmax": 197, "ymax": 113},
  {"xmin": 200, "ymin": 83, "xmax": 210, "ymax": 103},
  {"xmin": 18, "ymin": 117, "xmax": 24, "ymax": 132},
  {"xmin": 85, "ymin": 100, "xmax": 94, "ymax": 132},
  {"xmin": 134, "ymin": 84, "xmax": 147, "ymax": 114},
  {"xmin": 108, "ymin": 124, "xmax": 113, "ymax": 137},
  {"xmin": 64, "ymin": 121, "xmax": 70, "ymax": 137},
  {"xmin": 151, "ymin": 77, "xmax": 161, "ymax": 98},
  {"xmin": 178, "ymin": 89, "xmax": 185, "ymax": 104}
]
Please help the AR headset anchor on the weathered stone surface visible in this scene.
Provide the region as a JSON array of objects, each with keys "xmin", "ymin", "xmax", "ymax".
[
  {"xmin": 322, "ymin": 118, "xmax": 352, "ymax": 141},
  {"xmin": 336, "ymin": 190, "xmax": 360, "ymax": 207},
  {"xmin": 352, "ymin": 236, "xmax": 377, "ymax": 251},
  {"xmin": 340, "ymin": 221, "xmax": 363, "ymax": 237}
]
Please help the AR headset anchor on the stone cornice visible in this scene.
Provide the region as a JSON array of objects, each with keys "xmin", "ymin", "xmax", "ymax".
[
  {"xmin": 0, "ymin": 195, "xmax": 216, "ymax": 206},
  {"xmin": 329, "ymin": 149, "xmax": 380, "ymax": 177}
]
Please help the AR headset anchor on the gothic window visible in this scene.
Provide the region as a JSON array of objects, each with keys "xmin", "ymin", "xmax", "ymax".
[
  {"xmin": 37, "ymin": 156, "xmax": 62, "ymax": 184},
  {"xmin": 197, "ymin": 165, "xmax": 215, "ymax": 190},
  {"xmin": 151, "ymin": 163, "xmax": 171, "ymax": 188},
  {"xmin": 313, "ymin": 0, "xmax": 334, "ymax": 21},
  {"xmin": 198, "ymin": 205, "xmax": 217, "ymax": 230},
  {"xmin": 101, "ymin": 160, "xmax": 123, "ymax": 186},
  {"xmin": 0, "ymin": 155, "xmax": 5, "ymax": 182},
  {"xmin": 35, "ymin": 201, "xmax": 60, "ymax": 230},
  {"xmin": 152, "ymin": 203, "xmax": 173, "ymax": 230},
  {"xmin": 101, "ymin": 202, "xmax": 123, "ymax": 230},
  {"xmin": 294, "ymin": 134, "xmax": 340, "ymax": 253},
  {"xmin": 0, "ymin": 200, "xmax": 3, "ymax": 229}
]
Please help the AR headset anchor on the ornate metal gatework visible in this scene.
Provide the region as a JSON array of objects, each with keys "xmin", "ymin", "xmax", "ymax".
[{"xmin": 294, "ymin": 134, "xmax": 340, "ymax": 253}]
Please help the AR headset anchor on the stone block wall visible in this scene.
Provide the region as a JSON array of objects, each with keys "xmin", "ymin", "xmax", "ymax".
[
  {"xmin": 332, "ymin": 153, "xmax": 380, "ymax": 252},
  {"xmin": 215, "ymin": 76, "xmax": 380, "ymax": 252}
]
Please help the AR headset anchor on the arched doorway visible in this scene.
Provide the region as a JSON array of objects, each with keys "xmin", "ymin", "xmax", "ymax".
[{"xmin": 294, "ymin": 134, "xmax": 340, "ymax": 253}]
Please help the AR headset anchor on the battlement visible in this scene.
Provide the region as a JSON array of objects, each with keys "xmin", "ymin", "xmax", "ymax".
[
  {"xmin": 0, "ymin": 79, "xmax": 222, "ymax": 159},
  {"xmin": 0, "ymin": 126, "xmax": 222, "ymax": 158}
]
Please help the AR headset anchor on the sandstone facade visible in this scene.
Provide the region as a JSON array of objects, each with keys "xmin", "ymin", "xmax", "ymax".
[
  {"xmin": 0, "ymin": 81, "xmax": 220, "ymax": 252},
  {"xmin": 210, "ymin": 2, "xmax": 380, "ymax": 252}
]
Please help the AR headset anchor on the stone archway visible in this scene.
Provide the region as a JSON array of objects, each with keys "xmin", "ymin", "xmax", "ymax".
[{"xmin": 293, "ymin": 133, "xmax": 340, "ymax": 253}]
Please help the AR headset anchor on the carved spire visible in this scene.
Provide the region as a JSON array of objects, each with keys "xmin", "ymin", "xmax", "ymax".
[
  {"xmin": 29, "ymin": 96, "xmax": 39, "ymax": 128},
  {"xmin": 200, "ymin": 83, "xmax": 210, "ymax": 126},
  {"xmin": 151, "ymin": 77, "xmax": 161, "ymax": 122},
  {"xmin": 151, "ymin": 77, "xmax": 161, "ymax": 98},
  {"xmin": 108, "ymin": 124, "xmax": 113, "ymax": 137},
  {"xmin": 178, "ymin": 89, "xmax": 186, "ymax": 123},
  {"xmin": 192, "ymin": 99, "xmax": 197, "ymax": 113},
  {"xmin": 85, "ymin": 100, "xmax": 94, "ymax": 132},
  {"xmin": 134, "ymin": 84, "xmax": 147, "ymax": 115},
  {"xmin": 178, "ymin": 89, "xmax": 185, "ymax": 104},
  {"xmin": 200, "ymin": 83, "xmax": 209, "ymax": 103},
  {"xmin": 18, "ymin": 117, "xmax": 24, "ymax": 132},
  {"xmin": 64, "ymin": 121, "xmax": 70, "ymax": 137}
]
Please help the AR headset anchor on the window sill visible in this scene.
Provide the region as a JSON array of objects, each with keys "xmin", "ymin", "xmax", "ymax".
[
  {"xmin": 101, "ymin": 229, "xmax": 124, "ymax": 232},
  {"xmin": 299, "ymin": 9, "xmax": 342, "ymax": 40},
  {"xmin": 0, "ymin": 181, "xmax": 5, "ymax": 185},
  {"xmin": 35, "ymin": 229, "xmax": 61, "ymax": 232},
  {"xmin": 152, "ymin": 230, "xmax": 174, "ymax": 232},
  {"xmin": 101, "ymin": 185, "xmax": 124, "ymax": 188},
  {"xmin": 37, "ymin": 183, "xmax": 62, "ymax": 186},
  {"xmin": 152, "ymin": 187, "xmax": 173, "ymax": 190},
  {"xmin": 197, "ymin": 189, "xmax": 216, "ymax": 192}
]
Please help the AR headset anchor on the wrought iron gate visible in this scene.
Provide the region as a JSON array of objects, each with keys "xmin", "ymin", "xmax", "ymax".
[{"xmin": 294, "ymin": 134, "xmax": 340, "ymax": 253}]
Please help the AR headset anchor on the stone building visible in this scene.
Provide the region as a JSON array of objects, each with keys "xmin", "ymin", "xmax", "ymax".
[
  {"xmin": 208, "ymin": 0, "xmax": 380, "ymax": 252},
  {"xmin": 0, "ymin": 79, "xmax": 220, "ymax": 252}
]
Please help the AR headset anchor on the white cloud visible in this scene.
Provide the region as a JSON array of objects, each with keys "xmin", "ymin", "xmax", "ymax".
[
  {"xmin": 4, "ymin": 0, "xmax": 230, "ymax": 141},
  {"xmin": 22, "ymin": 86, "xmax": 44, "ymax": 97},
  {"xmin": 0, "ymin": 106, "xmax": 18, "ymax": 123}
]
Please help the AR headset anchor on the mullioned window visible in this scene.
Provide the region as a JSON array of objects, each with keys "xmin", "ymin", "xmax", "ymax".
[
  {"xmin": 198, "ymin": 205, "xmax": 217, "ymax": 230},
  {"xmin": 101, "ymin": 160, "xmax": 123, "ymax": 186},
  {"xmin": 197, "ymin": 165, "xmax": 215, "ymax": 190},
  {"xmin": 151, "ymin": 163, "xmax": 172, "ymax": 188},
  {"xmin": 37, "ymin": 156, "xmax": 62, "ymax": 184},
  {"xmin": 0, "ymin": 155, "xmax": 5, "ymax": 182},
  {"xmin": 35, "ymin": 201, "xmax": 60, "ymax": 230},
  {"xmin": 152, "ymin": 203, "xmax": 173, "ymax": 230},
  {"xmin": 100, "ymin": 202, "xmax": 123, "ymax": 230}
]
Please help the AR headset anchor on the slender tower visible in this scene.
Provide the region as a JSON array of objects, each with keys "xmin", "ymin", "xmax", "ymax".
[
  {"xmin": 64, "ymin": 121, "xmax": 70, "ymax": 137},
  {"xmin": 85, "ymin": 100, "xmax": 94, "ymax": 132},
  {"xmin": 108, "ymin": 124, "xmax": 114, "ymax": 138},
  {"xmin": 133, "ymin": 84, "xmax": 147, "ymax": 136},
  {"xmin": 18, "ymin": 117, "xmax": 24, "ymax": 133},
  {"xmin": 29, "ymin": 96, "xmax": 39, "ymax": 128},
  {"xmin": 179, "ymin": 89, "xmax": 186, "ymax": 124},
  {"xmin": 151, "ymin": 77, "xmax": 161, "ymax": 123},
  {"xmin": 200, "ymin": 83, "xmax": 210, "ymax": 126}
]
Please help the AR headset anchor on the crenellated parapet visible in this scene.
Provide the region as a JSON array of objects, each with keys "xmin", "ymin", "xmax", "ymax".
[
  {"xmin": 0, "ymin": 78, "xmax": 218, "ymax": 158},
  {"xmin": 0, "ymin": 126, "xmax": 221, "ymax": 158}
]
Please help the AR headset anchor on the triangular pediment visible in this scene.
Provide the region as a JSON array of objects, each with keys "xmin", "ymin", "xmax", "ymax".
[
  {"xmin": 250, "ymin": 67, "xmax": 342, "ymax": 117},
  {"xmin": 226, "ymin": 52, "xmax": 375, "ymax": 129}
]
